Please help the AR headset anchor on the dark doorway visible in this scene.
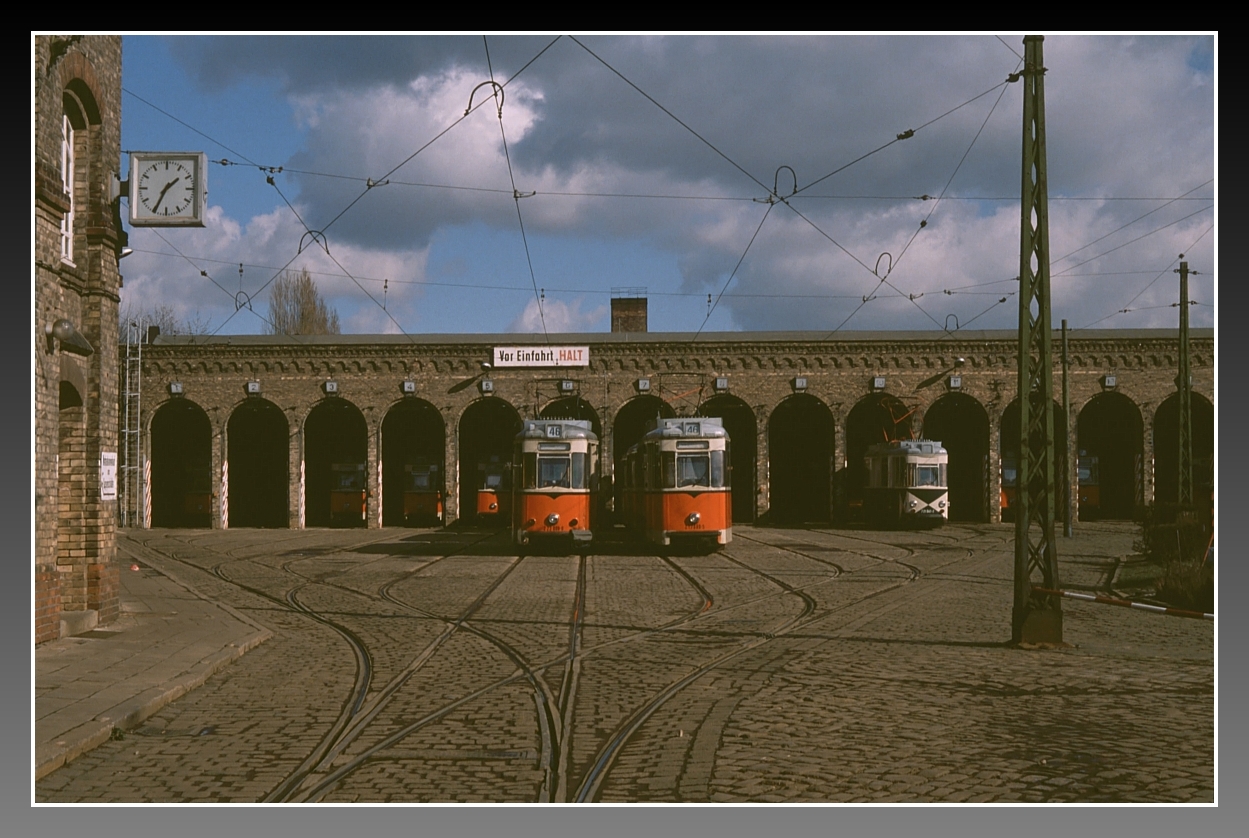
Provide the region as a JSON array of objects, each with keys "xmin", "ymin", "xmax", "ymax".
[
  {"xmin": 304, "ymin": 399, "xmax": 368, "ymax": 528},
  {"xmin": 768, "ymin": 394, "xmax": 834, "ymax": 524},
  {"xmin": 1077, "ymin": 393, "xmax": 1144, "ymax": 520},
  {"xmin": 699, "ymin": 394, "xmax": 757, "ymax": 524},
  {"xmin": 382, "ymin": 399, "xmax": 445, "ymax": 526},
  {"xmin": 1153, "ymin": 392, "xmax": 1214, "ymax": 509},
  {"xmin": 999, "ymin": 397, "xmax": 1069, "ymax": 524},
  {"xmin": 612, "ymin": 395, "xmax": 674, "ymax": 517},
  {"xmin": 844, "ymin": 393, "xmax": 912, "ymax": 516},
  {"xmin": 923, "ymin": 394, "xmax": 989, "ymax": 522},
  {"xmin": 458, "ymin": 398, "xmax": 523, "ymax": 524},
  {"xmin": 227, "ymin": 399, "xmax": 288, "ymax": 528},
  {"xmin": 151, "ymin": 399, "xmax": 212, "ymax": 527}
]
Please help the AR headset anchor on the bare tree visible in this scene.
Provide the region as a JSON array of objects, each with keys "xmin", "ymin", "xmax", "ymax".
[
  {"xmin": 266, "ymin": 268, "xmax": 341, "ymax": 335},
  {"xmin": 119, "ymin": 302, "xmax": 212, "ymax": 337}
]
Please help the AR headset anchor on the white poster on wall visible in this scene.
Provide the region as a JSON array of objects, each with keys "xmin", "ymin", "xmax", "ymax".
[{"xmin": 100, "ymin": 452, "xmax": 117, "ymax": 501}]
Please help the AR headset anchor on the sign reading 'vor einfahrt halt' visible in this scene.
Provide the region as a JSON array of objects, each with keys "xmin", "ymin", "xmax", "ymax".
[{"xmin": 492, "ymin": 346, "xmax": 590, "ymax": 368}]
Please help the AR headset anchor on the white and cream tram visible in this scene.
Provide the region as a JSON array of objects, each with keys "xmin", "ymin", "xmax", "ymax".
[{"xmin": 863, "ymin": 439, "xmax": 948, "ymax": 528}]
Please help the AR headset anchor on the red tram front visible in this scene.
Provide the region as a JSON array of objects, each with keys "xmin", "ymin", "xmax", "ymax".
[
  {"xmin": 476, "ymin": 455, "xmax": 511, "ymax": 521},
  {"xmin": 329, "ymin": 462, "xmax": 367, "ymax": 526},
  {"xmin": 512, "ymin": 420, "xmax": 598, "ymax": 548},
  {"xmin": 623, "ymin": 417, "xmax": 731, "ymax": 550},
  {"xmin": 403, "ymin": 459, "xmax": 444, "ymax": 525}
]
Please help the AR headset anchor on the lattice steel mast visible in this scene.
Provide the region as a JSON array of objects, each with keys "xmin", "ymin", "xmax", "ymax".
[
  {"xmin": 1176, "ymin": 260, "xmax": 1193, "ymax": 507},
  {"xmin": 1012, "ymin": 35, "xmax": 1063, "ymax": 645}
]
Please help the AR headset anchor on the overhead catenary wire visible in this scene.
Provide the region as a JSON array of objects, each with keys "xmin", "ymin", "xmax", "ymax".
[
  {"xmin": 1051, "ymin": 179, "xmax": 1214, "ymax": 266},
  {"xmin": 484, "ymin": 35, "xmax": 549, "ymax": 343},
  {"xmin": 691, "ymin": 202, "xmax": 774, "ymax": 343},
  {"xmin": 1076, "ymin": 224, "xmax": 1214, "ymax": 330},
  {"xmin": 123, "ymin": 38, "xmax": 1212, "ymax": 339}
]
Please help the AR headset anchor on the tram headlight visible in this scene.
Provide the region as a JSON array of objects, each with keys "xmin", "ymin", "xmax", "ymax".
[
  {"xmin": 909, "ymin": 500, "xmax": 918, "ymax": 509},
  {"xmin": 568, "ymin": 518, "xmax": 579, "ymax": 528},
  {"xmin": 546, "ymin": 513, "xmax": 560, "ymax": 526},
  {"xmin": 686, "ymin": 512, "xmax": 701, "ymax": 526},
  {"xmin": 938, "ymin": 500, "xmax": 946, "ymax": 508}
]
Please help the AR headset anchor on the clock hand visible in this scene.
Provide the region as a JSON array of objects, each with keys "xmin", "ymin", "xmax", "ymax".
[{"xmin": 152, "ymin": 177, "xmax": 181, "ymax": 212}]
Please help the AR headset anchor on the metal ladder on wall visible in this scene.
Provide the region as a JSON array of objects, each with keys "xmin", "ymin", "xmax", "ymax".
[{"xmin": 119, "ymin": 320, "xmax": 144, "ymax": 527}]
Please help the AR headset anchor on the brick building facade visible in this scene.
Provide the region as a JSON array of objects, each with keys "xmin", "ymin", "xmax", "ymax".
[
  {"xmin": 34, "ymin": 36, "xmax": 124, "ymax": 644},
  {"xmin": 130, "ymin": 327, "xmax": 1213, "ymax": 532}
]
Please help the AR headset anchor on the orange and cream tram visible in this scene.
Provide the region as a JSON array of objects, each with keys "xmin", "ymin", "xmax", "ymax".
[
  {"xmin": 863, "ymin": 439, "xmax": 948, "ymax": 528},
  {"xmin": 476, "ymin": 455, "xmax": 511, "ymax": 521},
  {"xmin": 512, "ymin": 419, "xmax": 598, "ymax": 548},
  {"xmin": 329, "ymin": 462, "xmax": 367, "ymax": 527},
  {"xmin": 623, "ymin": 417, "xmax": 731, "ymax": 550},
  {"xmin": 403, "ymin": 459, "xmax": 444, "ymax": 525}
]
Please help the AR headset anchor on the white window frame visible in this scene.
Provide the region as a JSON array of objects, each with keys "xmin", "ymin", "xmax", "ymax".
[{"xmin": 60, "ymin": 113, "xmax": 75, "ymax": 265}]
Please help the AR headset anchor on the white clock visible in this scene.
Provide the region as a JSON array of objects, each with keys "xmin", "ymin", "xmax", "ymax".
[{"xmin": 129, "ymin": 152, "xmax": 206, "ymax": 227}]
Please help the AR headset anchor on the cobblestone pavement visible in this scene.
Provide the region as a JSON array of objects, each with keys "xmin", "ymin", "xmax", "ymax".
[{"xmin": 35, "ymin": 522, "xmax": 1213, "ymax": 803}]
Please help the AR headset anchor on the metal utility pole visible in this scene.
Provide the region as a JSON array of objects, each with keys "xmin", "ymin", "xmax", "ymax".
[
  {"xmin": 1013, "ymin": 35, "xmax": 1063, "ymax": 645},
  {"xmin": 1062, "ymin": 319, "xmax": 1072, "ymax": 537},
  {"xmin": 1176, "ymin": 260, "xmax": 1193, "ymax": 507}
]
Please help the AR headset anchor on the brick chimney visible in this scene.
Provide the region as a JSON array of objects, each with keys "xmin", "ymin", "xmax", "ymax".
[{"xmin": 611, "ymin": 292, "xmax": 647, "ymax": 333}]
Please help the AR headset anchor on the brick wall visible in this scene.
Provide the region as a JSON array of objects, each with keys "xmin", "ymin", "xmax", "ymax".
[
  {"xmin": 134, "ymin": 330, "xmax": 1213, "ymax": 530},
  {"xmin": 35, "ymin": 36, "xmax": 123, "ymax": 644}
]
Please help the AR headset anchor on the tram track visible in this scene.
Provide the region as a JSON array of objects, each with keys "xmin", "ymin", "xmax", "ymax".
[
  {"xmin": 567, "ymin": 527, "xmax": 1003, "ymax": 801},
  {"xmin": 116, "ymin": 524, "xmax": 1012, "ymax": 803}
]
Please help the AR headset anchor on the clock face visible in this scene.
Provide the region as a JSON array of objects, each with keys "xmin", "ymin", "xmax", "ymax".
[
  {"xmin": 138, "ymin": 160, "xmax": 195, "ymax": 216},
  {"xmin": 129, "ymin": 153, "xmax": 206, "ymax": 226}
]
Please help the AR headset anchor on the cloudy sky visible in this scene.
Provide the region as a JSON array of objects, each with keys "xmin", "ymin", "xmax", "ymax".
[{"xmin": 117, "ymin": 34, "xmax": 1215, "ymax": 338}]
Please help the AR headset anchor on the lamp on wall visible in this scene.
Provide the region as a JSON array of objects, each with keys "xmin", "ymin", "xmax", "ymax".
[{"xmin": 44, "ymin": 318, "xmax": 94, "ymax": 357}]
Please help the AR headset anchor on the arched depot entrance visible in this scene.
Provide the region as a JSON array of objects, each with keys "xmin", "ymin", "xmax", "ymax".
[
  {"xmin": 844, "ymin": 393, "xmax": 912, "ymax": 518},
  {"xmin": 922, "ymin": 393, "xmax": 989, "ymax": 522},
  {"xmin": 1153, "ymin": 392, "xmax": 1214, "ymax": 509},
  {"xmin": 699, "ymin": 394, "xmax": 757, "ymax": 524},
  {"xmin": 612, "ymin": 395, "xmax": 674, "ymax": 518},
  {"xmin": 1077, "ymin": 393, "xmax": 1144, "ymax": 520},
  {"xmin": 304, "ymin": 398, "xmax": 368, "ymax": 528},
  {"xmin": 768, "ymin": 394, "xmax": 834, "ymax": 524},
  {"xmin": 458, "ymin": 398, "xmax": 523, "ymax": 524},
  {"xmin": 999, "ymin": 397, "xmax": 1068, "ymax": 524},
  {"xmin": 382, "ymin": 399, "xmax": 445, "ymax": 526},
  {"xmin": 227, "ymin": 398, "xmax": 289, "ymax": 528},
  {"xmin": 150, "ymin": 399, "xmax": 213, "ymax": 527}
]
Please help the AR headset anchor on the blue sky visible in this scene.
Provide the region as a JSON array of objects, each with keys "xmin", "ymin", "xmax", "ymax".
[{"xmin": 117, "ymin": 35, "xmax": 1216, "ymax": 337}]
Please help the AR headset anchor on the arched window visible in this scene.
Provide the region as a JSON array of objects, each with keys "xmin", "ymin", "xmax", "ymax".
[
  {"xmin": 60, "ymin": 88, "xmax": 89, "ymax": 267},
  {"xmin": 60, "ymin": 112, "xmax": 74, "ymax": 263}
]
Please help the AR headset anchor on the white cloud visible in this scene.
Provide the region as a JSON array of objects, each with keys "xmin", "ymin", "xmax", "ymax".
[{"xmin": 507, "ymin": 297, "xmax": 607, "ymax": 333}]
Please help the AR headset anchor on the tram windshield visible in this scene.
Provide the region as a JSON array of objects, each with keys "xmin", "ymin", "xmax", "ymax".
[
  {"xmin": 663, "ymin": 451, "xmax": 727, "ymax": 489},
  {"xmin": 912, "ymin": 465, "xmax": 943, "ymax": 487},
  {"xmin": 523, "ymin": 452, "xmax": 589, "ymax": 489}
]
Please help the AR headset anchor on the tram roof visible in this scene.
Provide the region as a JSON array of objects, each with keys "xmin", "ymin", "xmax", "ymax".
[{"xmin": 150, "ymin": 328, "xmax": 1212, "ymax": 348}]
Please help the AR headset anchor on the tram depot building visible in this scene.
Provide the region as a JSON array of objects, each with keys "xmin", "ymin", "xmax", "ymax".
[
  {"xmin": 32, "ymin": 38, "xmax": 1214, "ymax": 648},
  {"xmin": 125, "ymin": 317, "xmax": 1214, "ymax": 539}
]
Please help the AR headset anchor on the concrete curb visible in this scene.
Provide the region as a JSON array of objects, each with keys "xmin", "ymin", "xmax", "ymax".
[
  {"xmin": 115, "ymin": 539, "xmax": 274, "ymax": 636},
  {"xmin": 35, "ymin": 628, "xmax": 271, "ymax": 781},
  {"xmin": 36, "ymin": 539, "xmax": 274, "ymax": 781}
]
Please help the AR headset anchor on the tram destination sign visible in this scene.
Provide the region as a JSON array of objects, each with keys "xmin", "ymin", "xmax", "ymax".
[{"xmin": 492, "ymin": 346, "xmax": 589, "ymax": 368}]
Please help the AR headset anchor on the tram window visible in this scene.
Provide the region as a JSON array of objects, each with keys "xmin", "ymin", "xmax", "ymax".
[
  {"xmin": 710, "ymin": 450, "xmax": 727, "ymax": 488},
  {"xmin": 571, "ymin": 452, "xmax": 586, "ymax": 489},
  {"xmin": 540, "ymin": 456, "xmax": 571, "ymax": 488},
  {"xmin": 523, "ymin": 453, "xmax": 538, "ymax": 489},
  {"xmin": 663, "ymin": 452, "xmax": 677, "ymax": 488},
  {"xmin": 410, "ymin": 471, "xmax": 431, "ymax": 489},
  {"xmin": 912, "ymin": 465, "xmax": 940, "ymax": 487},
  {"xmin": 677, "ymin": 454, "xmax": 711, "ymax": 487}
]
